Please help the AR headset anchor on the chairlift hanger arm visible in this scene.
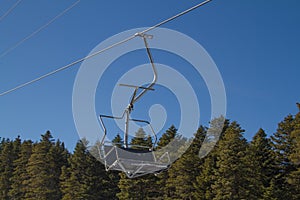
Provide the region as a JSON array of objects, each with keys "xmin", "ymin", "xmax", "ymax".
[
  {"xmin": 118, "ymin": 84, "xmax": 155, "ymax": 112},
  {"xmin": 131, "ymin": 33, "xmax": 158, "ymax": 104}
]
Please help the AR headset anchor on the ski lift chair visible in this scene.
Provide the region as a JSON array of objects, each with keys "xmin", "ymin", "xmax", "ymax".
[
  {"xmin": 98, "ymin": 33, "xmax": 170, "ymax": 178},
  {"xmin": 99, "ymin": 115, "xmax": 170, "ymax": 178}
]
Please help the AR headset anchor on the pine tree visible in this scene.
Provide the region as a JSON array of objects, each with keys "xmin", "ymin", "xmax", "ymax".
[
  {"xmin": 288, "ymin": 103, "xmax": 300, "ymax": 199},
  {"xmin": 153, "ymin": 125, "xmax": 178, "ymax": 199},
  {"xmin": 0, "ymin": 136, "xmax": 21, "ymax": 200},
  {"xmin": 198, "ymin": 117, "xmax": 228, "ymax": 159},
  {"xmin": 12, "ymin": 136, "xmax": 22, "ymax": 159},
  {"xmin": 85, "ymin": 149, "xmax": 113, "ymax": 199},
  {"xmin": 0, "ymin": 139, "xmax": 15, "ymax": 200},
  {"xmin": 193, "ymin": 153, "xmax": 217, "ymax": 200},
  {"xmin": 130, "ymin": 127, "xmax": 152, "ymax": 149},
  {"xmin": 107, "ymin": 134, "xmax": 123, "ymax": 198},
  {"xmin": 60, "ymin": 140, "xmax": 89, "ymax": 200},
  {"xmin": 105, "ymin": 170, "xmax": 120, "ymax": 200},
  {"xmin": 24, "ymin": 131, "xmax": 64, "ymax": 200},
  {"xmin": 3, "ymin": 104, "xmax": 300, "ymax": 199},
  {"xmin": 164, "ymin": 126, "xmax": 206, "ymax": 200},
  {"xmin": 156, "ymin": 125, "xmax": 177, "ymax": 149},
  {"xmin": 112, "ymin": 133, "xmax": 123, "ymax": 147},
  {"xmin": 60, "ymin": 139, "xmax": 112, "ymax": 200},
  {"xmin": 193, "ymin": 117, "xmax": 228, "ymax": 200},
  {"xmin": 270, "ymin": 114, "xmax": 296, "ymax": 199},
  {"xmin": 48, "ymin": 140, "xmax": 69, "ymax": 199},
  {"xmin": 212, "ymin": 121, "xmax": 249, "ymax": 200},
  {"xmin": 245, "ymin": 128, "xmax": 274, "ymax": 199},
  {"xmin": 9, "ymin": 140, "xmax": 33, "ymax": 200}
]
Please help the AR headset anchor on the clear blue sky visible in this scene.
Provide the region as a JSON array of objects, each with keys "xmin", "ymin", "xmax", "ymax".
[{"xmin": 0, "ymin": 0, "xmax": 299, "ymax": 150}]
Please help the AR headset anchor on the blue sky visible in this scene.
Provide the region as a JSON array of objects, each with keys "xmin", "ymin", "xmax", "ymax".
[{"xmin": 0, "ymin": 0, "xmax": 300, "ymax": 150}]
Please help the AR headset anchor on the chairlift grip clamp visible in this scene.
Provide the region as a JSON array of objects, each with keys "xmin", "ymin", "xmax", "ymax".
[{"xmin": 134, "ymin": 32, "xmax": 154, "ymax": 39}]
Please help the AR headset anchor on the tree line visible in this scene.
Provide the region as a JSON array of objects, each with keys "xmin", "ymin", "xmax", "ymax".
[{"xmin": 0, "ymin": 103, "xmax": 299, "ymax": 199}]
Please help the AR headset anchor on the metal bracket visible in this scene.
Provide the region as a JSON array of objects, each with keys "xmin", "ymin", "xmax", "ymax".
[{"xmin": 134, "ymin": 32, "xmax": 153, "ymax": 39}]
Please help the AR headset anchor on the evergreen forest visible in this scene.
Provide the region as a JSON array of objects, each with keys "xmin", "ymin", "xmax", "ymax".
[{"xmin": 1, "ymin": 103, "xmax": 300, "ymax": 200}]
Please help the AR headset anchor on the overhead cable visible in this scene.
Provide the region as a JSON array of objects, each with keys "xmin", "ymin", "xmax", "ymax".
[
  {"xmin": 0, "ymin": 0, "xmax": 23, "ymax": 23},
  {"xmin": 0, "ymin": 0, "xmax": 80, "ymax": 58},
  {"xmin": 0, "ymin": 0, "xmax": 212, "ymax": 97}
]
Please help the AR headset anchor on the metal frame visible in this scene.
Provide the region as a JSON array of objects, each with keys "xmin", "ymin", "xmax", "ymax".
[
  {"xmin": 99, "ymin": 33, "xmax": 157, "ymax": 149},
  {"xmin": 98, "ymin": 141, "xmax": 171, "ymax": 178},
  {"xmin": 98, "ymin": 33, "xmax": 171, "ymax": 178}
]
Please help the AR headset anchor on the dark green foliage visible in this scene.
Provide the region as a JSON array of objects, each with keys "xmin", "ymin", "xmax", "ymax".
[
  {"xmin": 60, "ymin": 140, "xmax": 89, "ymax": 199},
  {"xmin": 112, "ymin": 133, "xmax": 123, "ymax": 147},
  {"xmin": 60, "ymin": 139, "xmax": 114, "ymax": 200},
  {"xmin": 193, "ymin": 153, "xmax": 217, "ymax": 200},
  {"xmin": 0, "ymin": 136, "xmax": 21, "ymax": 200},
  {"xmin": 288, "ymin": 104, "xmax": 300, "ymax": 199},
  {"xmin": 212, "ymin": 121, "xmax": 249, "ymax": 200},
  {"xmin": 24, "ymin": 131, "xmax": 68, "ymax": 200},
  {"xmin": 153, "ymin": 125, "xmax": 178, "ymax": 199},
  {"xmin": 193, "ymin": 118, "xmax": 228, "ymax": 200},
  {"xmin": 262, "ymin": 178, "xmax": 282, "ymax": 200},
  {"xmin": 244, "ymin": 128, "xmax": 274, "ymax": 199},
  {"xmin": 270, "ymin": 115, "xmax": 296, "ymax": 199},
  {"xmin": 156, "ymin": 125, "xmax": 177, "ymax": 149},
  {"xmin": 0, "ymin": 103, "xmax": 300, "ymax": 199},
  {"xmin": 9, "ymin": 140, "xmax": 33, "ymax": 200},
  {"xmin": 48, "ymin": 140, "xmax": 69, "ymax": 199},
  {"xmin": 106, "ymin": 170, "xmax": 121, "ymax": 200},
  {"xmin": 130, "ymin": 127, "xmax": 153, "ymax": 149},
  {"xmin": 0, "ymin": 139, "xmax": 16, "ymax": 200},
  {"xmin": 117, "ymin": 173, "xmax": 159, "ymax": 200},
  {"xmin": 164, "ymin": 126, "xmax": 206, "ymax": 200}
]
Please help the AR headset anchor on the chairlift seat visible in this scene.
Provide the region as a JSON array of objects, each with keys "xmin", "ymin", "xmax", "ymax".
[{"xmin": 101, "ymin": 144, "xmax": 170, "ymax": 178}]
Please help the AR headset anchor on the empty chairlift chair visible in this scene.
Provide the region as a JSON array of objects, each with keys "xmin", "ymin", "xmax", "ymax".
[{"xmin": 98, "ymin": 33, "xmax": 170, "ymax": 178}]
